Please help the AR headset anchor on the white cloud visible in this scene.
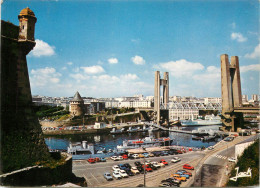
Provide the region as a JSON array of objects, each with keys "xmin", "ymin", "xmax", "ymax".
[
  {"xmin": 131, "ymin": 55, "xmax": 146, "ymax": 65},
  {"xmin": 108, "ymin": 58, "xmax": 118, "ymax": 64},
  {"xmin": 231, "ymin": 32, "xmax": 247, "ymax": 42},
  {"xmin": 155, "ymin": 59, "xmax": 204, "ymax": 77},
  {"xmin": 69, "ymin": 73, "xmax": 90, "ymax": 82},
  {"xmin": 80, "ymin": 65, "xmax": 105, "ymax": 74},
  {"xmin": 30, "ymin": 67, "xmax": 61, "ymax": 87},
  {"xmin": 193, "ymin": 66, "xmax": 220, "ymax": 82},
  {"xmin": 240, "ymin": 64, "xmax": 260, "ymax": 73},
  {"xmin": 245, "ymin": 44, "xmax": 260, "ymax": 59},
  {"xmin": 61, "ymin": 67, "xmax": 67, "ymax": 70},
  {"xmin": 30, "ymin": 39, "xmax": 55, "ymax": 57},
  {"xmin": 120, "ymin": 74, "xmax": 138, "ymax": 81},
  {"xmin": 67, "ymin": 62, "xmax": 73, "ymax": 65}
]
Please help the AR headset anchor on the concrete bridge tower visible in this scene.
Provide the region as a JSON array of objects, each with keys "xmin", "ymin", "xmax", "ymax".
[
  {"xmin": 221, "ymin": 54, "xmax": 243, "ymax": 131},
  {"xmin": 154, "ymin": 71, "xmax": 169, "ymax": 125}
]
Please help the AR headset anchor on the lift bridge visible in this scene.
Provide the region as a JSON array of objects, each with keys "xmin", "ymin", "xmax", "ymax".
[{"xmin": 160, "ymin": 102, "xmax": 222, "ymax": 111}]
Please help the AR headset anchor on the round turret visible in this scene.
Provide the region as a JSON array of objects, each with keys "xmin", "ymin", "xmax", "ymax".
[
  {"xmin": 70, "ymin": 91, "xmax": 85, "ymax": 116},
  {"xmin": 18, "ymin": 7, "xmax": 37, "ymax": 41}
]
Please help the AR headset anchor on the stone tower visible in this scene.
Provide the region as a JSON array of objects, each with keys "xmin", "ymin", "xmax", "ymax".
[
  {"xmin": 221, "ymin": 54, "xmax": 242, "ymax": 131},
  {"xmin": 154, "ymin": 71, "xmax": 169, "ymax": 125},
  {"xmin": 18, "ymin": 7, "xmax": 37, "ymax": 41},
  {"xmin": 70, "ymin": 91, "xmax": 85, "ymax": 116},
  {"xmin": 1, "ymin": 8, "xmax": 50, "ymax": 173}
]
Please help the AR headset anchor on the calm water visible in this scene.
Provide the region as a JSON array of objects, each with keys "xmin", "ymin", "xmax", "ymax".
[{"xmin": 44, "ymin": 125, "xmax": 222, "ymax": 151}]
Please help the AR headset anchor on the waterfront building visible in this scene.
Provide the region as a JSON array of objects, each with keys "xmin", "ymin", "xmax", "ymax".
[{"xmin": 169, "ymin": 108, "xmax": 199, "ymax": 120}]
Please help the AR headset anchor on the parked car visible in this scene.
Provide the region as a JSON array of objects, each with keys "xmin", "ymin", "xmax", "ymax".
[
  {"xmin": 125, "ymin": 169, "xmax": 134, "ymax": 176},
  {"xmin": 104, "ymin": 172, "xmax": 113, "ymax": 181},
  {"xmin": 122, "ymin": 154, "xmax": 128, "ymax": 160},
  {"xmin": 153, "ymin": 151, "xmax": 161, "ymax": 157},
  {"xmin": 171, "ymin": 174, "xmax": 186, "ymax": 182},
  {"xmin": 176, "ymin": 170, "xmax": 192, "ymax": 176},
  {"xmin": 176, "ymin": 171, "xmax": 190, "ymax": 179},
  {"xmin": 228, "ymin": 157, "xmax": 237, "ymax": 163},
  {"xmin": 147, "ymin": 163, "xmax": 158, "ymax": 170},
  {"xmin": 159, "ymin": 182, "xmax": 172, "ymax": 187},
  {"xmin": 143, "ymin": 153, "xmax": 150, "ymax": 158},
  {"xmin": 133, "ymin": 154, "xmax": 140, "ymax": 159},
  {"xmin": 224, "ymin": 137, "xmax": 234, "ymax": 142},
  {"xmin": 208, "ymin": 146, "xmax": 214, "ymax": 150},
  {"xmin": 139, "ymin": 153, "xmax": 145, "ymax": 158},
  {"xmin": 164, "ymin": 178, "xmax": 181, "ymax": 185},
  {"xmin": 137, "ymin": 166, "xmax": 144, "ymax": 174},
  {"xmin": 117, "ymin": 156, "xmax": 123, "ymax": 160},
  {"xmin": 183, "ymin": 164, "xmax": 194, "ymax": 170},
  {"xmin": 124, "ymin": 163, "xmax": 132, "ymax": 170},
  {"xmin": 161, "ymin": 151, "xmax": 169, "ymax": 155},
  {"xmin": 113, "ymin": 171, "xmax": 121, "ymax": 179},
  {"xmin": 112, "ymin": 165, "xmax": 120, "ymax": 171},
  {"xmin": 177, "ymin": 150, "xmax": 183, "ymax": 154},
  {"xmin": 151, "ymin": 161, "xmax": 161, "ymax": 169},
  {"xmin": 111, "ymin": 156, "xmax": 119, "ymax": 161},
  {"xmin": 118, "ymin": 164, "xmax": 127, "ymax": 170},
  {"xmin": 161, "ymin": 179, "xmax": 180, "ymax": 187},
  {"xmin": 131, "ymin": 167, "xmax": 140, "ymax": 175},
  {"xmin": 168, "ymin": 150, "xmax": 175, "ymax": 155},
  {"xmin": 171, "ymin": 157, "xmax": 181, "ymax": 163},
  {"xmin": 87, "ymin": 158, "xmax": 95, "ymax": 163},
  {"xmin": 100, "ymin": 157, "xmax": 106, "ymax": 162},
  {"xmin": 95, "ymin": 157, "xmax": 100, "ymax": 162},
  {"xmin": 160, "ymin": 159, "xmax": 168, "ymax": 165},
  {"xmin": 149, "ymin": 152, "xmax": 154, "ymax": 157},
  {"xmin": 135, "ymin": 161, "xmax": 142, "ymax": 167},
  {"xmin": 119, "ymin": 170, "xmax": 129, "ymax": 178},
  {"xmin": 142, "ymin": 165, "xmax": 153, "ymax": 172}
]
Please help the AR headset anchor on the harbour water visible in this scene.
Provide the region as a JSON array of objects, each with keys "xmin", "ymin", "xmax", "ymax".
[{"xmin": 45, "ymin": 125, "xmax": 222, "ymax": 152}]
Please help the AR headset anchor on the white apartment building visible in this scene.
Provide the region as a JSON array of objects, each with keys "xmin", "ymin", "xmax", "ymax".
[
  {"xmin": 204, "ymin": 97, "xmax": 222, "ymax": 104},
  {"xmin": 169, "ymin": 108, "xmax": 199, "ymax": 120},
  {"xmin": 242, "ymin": 95, "xmax": 248, "ymax": 103},
  {"xmin": 252, "ymin": 94, "xmax": 259, "ymax": 101},
  {"xmin": 105, "ymin": 100, "xmax": 119, "ymax": 108}
]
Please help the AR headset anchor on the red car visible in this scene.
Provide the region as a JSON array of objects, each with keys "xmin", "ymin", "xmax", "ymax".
[
  {"xmin": 122, "ymin": 154, "xmax": 128, "ymax": 160},
  {"xmin": 88, "ymin": 158, "xmax": 96, "ymax": 163},
  {"xmin": 183, "ymin": 164, "xmax": 194, "ymax": 170},
  {"xmin": 177, "ymin": 150, "xmax": 183, "ymax": 154},
  {"xmin": 95, "ymin": 157, "xmax": 100, "ymax": 162},
  {"xmin": 142, "ymin": 165, "xmax": 153, "ymax": 172},
  {"xmin": 160, "ymin": 159, "xmax": 168, "ymax": 165}
]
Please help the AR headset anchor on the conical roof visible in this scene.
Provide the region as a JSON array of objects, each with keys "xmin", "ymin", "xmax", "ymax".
[
  {"xmin": 71, "ymin": 91, "xmax": 83, "ymax": 102},
  {"xmin": 19, "ymin": 7, "xmax": 36, "ymax": 17}
]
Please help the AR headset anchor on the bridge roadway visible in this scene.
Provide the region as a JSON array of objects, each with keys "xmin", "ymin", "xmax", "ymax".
[
  {"xmin": 234, "ymin": 107, "xmax": 260, "ymax": 114},
  {"xmin": 72, "ymin": 135, "xmax": 256, "ymax": 187}
]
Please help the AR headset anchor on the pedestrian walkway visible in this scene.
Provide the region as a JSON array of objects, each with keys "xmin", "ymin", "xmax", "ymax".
[{"xmin": 214, "ymin": 154, "xmax": 227, "ymax": 160}]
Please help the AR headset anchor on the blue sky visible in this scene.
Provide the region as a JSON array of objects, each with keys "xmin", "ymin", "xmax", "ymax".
[{"xmin": 1, "ymin": 0, "xmax": 259, "ymax": 98}]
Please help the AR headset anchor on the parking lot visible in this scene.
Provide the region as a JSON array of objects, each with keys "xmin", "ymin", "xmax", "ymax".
[{"xmin": 72, "ymin": 151, "xmax": 204, "ymax": 187}]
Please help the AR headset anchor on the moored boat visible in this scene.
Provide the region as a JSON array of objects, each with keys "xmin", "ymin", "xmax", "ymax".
[{"xmin": 181, "ymin": 114, "xmax": 221, "ymax": 126}]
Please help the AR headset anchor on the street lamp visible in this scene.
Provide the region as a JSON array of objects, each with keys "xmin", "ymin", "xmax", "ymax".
[{"xmin": 142, "ymin": 147, "xmax": 146, "ymax": 187}]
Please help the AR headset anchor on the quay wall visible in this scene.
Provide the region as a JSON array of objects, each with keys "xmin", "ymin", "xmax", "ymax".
[
  {"xmin": 0, "ymin": 153, "xmax": 83, "ymax": 186},
  {"xmin": 43, "ymin": 129, "xmax": 110, "ymax": 135}
]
